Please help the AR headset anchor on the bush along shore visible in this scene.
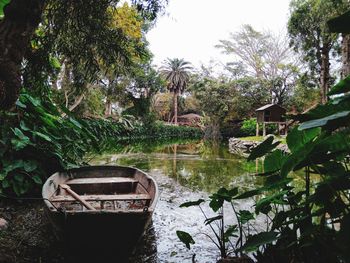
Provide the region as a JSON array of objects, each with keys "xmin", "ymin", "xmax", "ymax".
[{"xmin": 0, "ymin": 90, "xmax": 203, "ymax": 197}]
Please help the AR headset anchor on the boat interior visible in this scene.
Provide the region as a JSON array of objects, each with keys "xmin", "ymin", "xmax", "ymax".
[{"xmin": 49, "ymin": 175, "xmax": 153, "ymax": 212}]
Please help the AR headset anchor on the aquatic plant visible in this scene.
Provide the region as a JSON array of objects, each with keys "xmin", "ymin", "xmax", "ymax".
[{"xmin": 177, "ymin": 187, "xmax": 260, "ymax": 261}]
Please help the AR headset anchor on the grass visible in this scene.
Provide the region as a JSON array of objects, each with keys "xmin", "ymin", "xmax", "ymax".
[
  {"xmin": 239, "ymin": 136, "xmax": 265, "ymax": 142},
  {"xmin": 238, "ymin": 135, "xmax": 286, "ymax": 144}
]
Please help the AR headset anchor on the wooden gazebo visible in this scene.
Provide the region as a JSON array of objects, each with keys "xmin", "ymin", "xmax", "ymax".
[{"xmin": 256, "ymin": 104, "xmax": 287, "ymax": 136}]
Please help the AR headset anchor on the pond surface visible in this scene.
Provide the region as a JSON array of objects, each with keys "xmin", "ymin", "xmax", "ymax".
[{"xmin": 90, "ymin": 140, "xmax": 264, "ymax": 262}]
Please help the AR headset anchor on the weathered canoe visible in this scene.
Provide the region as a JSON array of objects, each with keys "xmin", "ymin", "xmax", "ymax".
[{"xmin": 42, "ymin": 165, "xmax": 158, "ymax": 261}]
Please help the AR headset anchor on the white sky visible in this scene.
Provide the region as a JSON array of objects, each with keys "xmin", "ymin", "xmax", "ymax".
[{"xmin": 146, "ymin": 0, "xmax": 291, "ymax": 71}]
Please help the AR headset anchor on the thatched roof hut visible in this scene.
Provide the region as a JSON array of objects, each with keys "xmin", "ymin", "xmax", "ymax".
[{"xmin": 177, "ymin": 113, "xmax": 202, "ymax": 126}]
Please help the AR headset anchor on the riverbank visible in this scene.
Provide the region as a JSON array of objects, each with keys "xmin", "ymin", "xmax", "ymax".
[{"xmin": 228, "ymin": 136, "xmax": 288, "ymax": 157}]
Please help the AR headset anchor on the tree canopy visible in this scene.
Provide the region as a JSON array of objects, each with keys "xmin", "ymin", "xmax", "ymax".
[{"xmin": 0, "ymin": 0, "xmax": 167, "ymax": 110}]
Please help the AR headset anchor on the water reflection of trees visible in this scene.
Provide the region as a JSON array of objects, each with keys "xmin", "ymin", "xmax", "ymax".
[{"xmin": 96, "ymin": 140, "xmax": 261, "ymax": 193}]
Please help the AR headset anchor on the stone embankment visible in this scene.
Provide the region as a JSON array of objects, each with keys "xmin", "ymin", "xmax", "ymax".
[{"xmin": 228, "ymin": 136, "xmax": 289, "ymax": 157}]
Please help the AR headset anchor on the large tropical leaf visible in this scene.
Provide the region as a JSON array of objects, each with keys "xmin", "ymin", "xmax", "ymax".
[
  {"xmin": 255, "ymin": 190, "xmax": 289, "ymax": 215},
  {"xmin": 204, "ymin": 215, "xmax": 223, "ymax": 225},
  {"xmin": 208, "ymin": 187, "xmax": 238, "ymax": 212},
  {"xmin": 247, "ymin": 136, "xmax": 280, "ymax": 161},
  {"xmin": 280, "ymin": 139, "xmax": 316, "ymax": 177},
  {"xmin": 298, "ymin": 111, "xmax": 350, "ymax": 130},
  {"xmin": 233, "ymin": 189, "xmax": 261, "ymax": 200},
  {"xmin": 287, "ymin": 126, "xmax": 320, "ymax": 153},
  {"xmin": 180, "ymin": 199, "xmax": 205, "ymax": 208},
  {"xmin": 224, "ymin": 225, "xmax": 238, "ymax": 241},
  {"xmin": 328, "ymin": 75, "xmax": 350, "ymax": 96},
  {"xmin": 0, "ymin": 0, "xmax": 10, "ymax": 19},
  {"xmin": 237, "ymin": 210, "xmax": 255, "ymax": 224},
  {"xmin": 240, "ymin": 231, "xmax": 279, "ymax": 252},
  {"xmin": 264, "ymin": 149, "xmax": 287, "ymax": 173},
  {"xmin": 176, "ymin": 230, "xmax": 195, "ymax": 249},
  {"xmin": 327, "ymin": 10, "xmax": 350, "ymax": 33}
]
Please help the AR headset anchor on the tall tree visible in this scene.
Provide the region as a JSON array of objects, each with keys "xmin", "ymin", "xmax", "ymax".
[
  {"xmin": 341, "ymin": 34, "xmax": 350, "ymax": 77},
  {"xmin": 100, "ymin": 2, "xmax": 148, "ymax": 116},
  {"xmin": 216, "ymin": 25, "xmax": 299, "ymax": 105},
  {"xmin": 0, "ymin": 0, "xmax": 167, "ymax": 111},
  {"xmin": 0, "ymin": 0, "xmax": 45, "ymax": 110},
  {"xmin": 191, "ymin": 72, "xmax": 236, "ymax": 139},
  {"xmin": 328, "ymin": 9, "xmax": 350, "ymax": 77},
  {"xmin": 160, "ymin": 58, "xmax": 192, "ymax": 125},
  {"xmin": 288, "ymin": 0, "xmax": 345, "ymax": 103}
]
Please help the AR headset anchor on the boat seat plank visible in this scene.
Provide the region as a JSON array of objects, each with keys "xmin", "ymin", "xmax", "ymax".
[
  {"xmin": 63, "ymin": 209, "xmax": 149, "ymax": 214},
  {"xmin": 51, "ymin": 193, "xmax": 151, "ymax": 202},
  {"xmin": 66, "ymin": 177, "xmax": 138, "ymax": 185}
]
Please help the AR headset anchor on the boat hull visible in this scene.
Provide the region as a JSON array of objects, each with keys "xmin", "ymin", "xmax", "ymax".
[{"xmin": 42, "ymin": 165, "xmax": 158, "ymax": 262}]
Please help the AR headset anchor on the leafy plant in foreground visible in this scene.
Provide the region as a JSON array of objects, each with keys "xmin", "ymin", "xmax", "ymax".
[
  {"xmin": 177, "ymin": 187, "xmax": 268, "ymax": 261},
  {"xmin": 240, "ymin": 74, "xmax": 350, "ymax": 262},
  {"xmin": 0, "ymin": 91, "xmax": 98, "ymax": 195}
]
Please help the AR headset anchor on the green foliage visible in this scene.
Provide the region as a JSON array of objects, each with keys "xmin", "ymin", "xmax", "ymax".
[
  {"xmin": 131, "ymin": 122, "xmax": 203, "ymax": 141},
  {"xmin": 74, "ymin": 88, "xmax": 105, "ymax": 117},
  {"xmin": 191, "ymin": 75, "xmax": 236, "ymax": 139},
  {"xmin": 243, "ymin": 74, "xmax": 350, "ymax": 261},
  {"xmin": 288, "ymin": 0, "xmax": 347, "ymax": 102},
  {"xmin": 177, "ymin": 187, "xmax": 260, "ymax": 260},
  {"xmin": 0, "ymin": 0, "xmax": 9, "ymax": 19},
  {"xmin": 0, "ymin": 89, "xmax": 201, "ymax": 195},
  {"xmin": 232, "ymin": 77, "xmax": 270, "ymax": 119},
  {"xmin": 286, "ymin": 126, "xmax": 321, "ymax": 153},
  {"xmin": 240, "ymin": 118, "xmax": 257, "ymax": 136},
  {"xmin": 240, "ymin": 118, "xmax": 278, "ymax": 137},
  {"xmin": 176, "ymin": 231, "xmax": 195, "ymax": 250},
  {"xmin": 0, "ymin": 91, "xmax": 95, "ymax": 195},
  {"xmin": 179, "ymin": 199, "xmax": 205, "ymax": 208},
  {"xmin": 160, "ymin": 58, "xmax": 192, "ymax": 94},
  {"xmin": 247, "ymin": 136, "xmax": 280, "ymax": 161},
  {"xmin": 328, "ymin": 75, "xmax": 350, "ymax": 95},
  {"xmin": 239, "ymin": 232, "xmax": 279, "ymax": 253},
  {"xmin": 289, "ymin": 73, "xmax": 320, "ymax": 112},
  {"xmin": 299, "ymin": 110, "xmax": 350, "ymax": 130}
]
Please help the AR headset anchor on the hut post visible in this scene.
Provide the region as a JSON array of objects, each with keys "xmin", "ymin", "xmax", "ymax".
[
  {"xmin": 263, "ymin": 122, "xmax": 266, "ymax": 137},
  {"xmin": 278, "ymin": 123, "xmax": 281, "ymax": 136},
  {"xmin": 256, "ymin": 122, "xmax": 259, "ymax": 136},
  {"xmin": 285, "ymin": 122, "xmax": 288, "ymax": 135}
]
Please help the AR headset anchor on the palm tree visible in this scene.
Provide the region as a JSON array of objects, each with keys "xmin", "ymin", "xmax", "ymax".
[{"xmin": 160, "ymin": 58, "xmax": 192, "ymax": 125}]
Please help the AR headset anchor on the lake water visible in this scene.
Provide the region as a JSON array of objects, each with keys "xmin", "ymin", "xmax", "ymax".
[{"xmin": 90, "ymin": 140, "xmax": 265, "ymax": 262}]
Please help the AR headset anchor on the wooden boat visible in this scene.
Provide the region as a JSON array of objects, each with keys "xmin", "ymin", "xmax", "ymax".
[{"xmin": 42, "ymin": 165, "xmax": 158, "ymax": 261}]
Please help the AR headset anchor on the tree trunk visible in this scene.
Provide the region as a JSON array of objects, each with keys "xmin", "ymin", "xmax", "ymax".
[
  {"xmin": 68, "ymin": 93, "xmax": 84, "ymax": 112},
  {"xmin": 105, "ymin": 97, "xmax": 112, "ymax": 116},
  {"xmin": 173, "ymin": 91, "xmax": 178, "ymax": 125},
  {"xmin": 172, "ymin": 144, "xmax": 177, "ymax": 181},
  {"xmin": 0, "ymin": 0, "xmax": 45, "ymax": 110},
  {"xmin": 341, "ymin": 34, "xmax": 350, "ymax": 78},
  {"xmin": 320, "ymin": 46, "xmax": 330, "ymax": 104},
  {"xmin": 61, "ymin": 93, "xmax": 85, "ymax": 117}
]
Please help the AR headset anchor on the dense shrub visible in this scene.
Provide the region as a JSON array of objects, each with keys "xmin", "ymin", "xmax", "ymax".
[
  {"xmin": 131, "ymin": 122, "xmax": 203, "ymax": 140},
  {"xmin": 240, "ymin": 118, "xmax": 257, "ymax": 136},
  {"xmin": 240, "ymin": 118, "xmax": 277, "ymax": 137}
]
